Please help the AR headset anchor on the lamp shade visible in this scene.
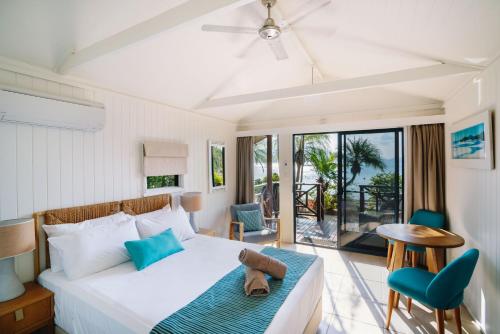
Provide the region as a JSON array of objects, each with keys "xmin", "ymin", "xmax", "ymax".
[
  {"xmin": 0, "ymin": 218, "xmax": 35, "ymax": 260},
  {"xmin": 180, "ymin": 192, "xmax": 202, "ymax": 212}
]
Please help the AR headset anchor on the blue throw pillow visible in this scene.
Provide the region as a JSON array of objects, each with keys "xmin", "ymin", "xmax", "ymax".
[
  {"xmin": 237, "ymin": 210, "xmax": 264, "ymax": 232},
  {"xmin": 124, "ymin": 228, "xmax": 184, "ymax": 271}
]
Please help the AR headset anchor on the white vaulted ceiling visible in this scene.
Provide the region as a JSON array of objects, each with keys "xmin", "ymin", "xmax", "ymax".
[{"xmin": 1, "ymin": 0, "xmax": 499, "ymax": 124}]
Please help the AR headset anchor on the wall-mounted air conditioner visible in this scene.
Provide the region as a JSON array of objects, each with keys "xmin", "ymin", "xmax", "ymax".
[{"xmin": 0, "ymin": 85, "xmax": 105, "ymax": 131}]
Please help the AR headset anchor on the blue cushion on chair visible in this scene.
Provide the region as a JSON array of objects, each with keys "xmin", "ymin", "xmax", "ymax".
[
  {"xmin": 237, "ymin": 210, "xmax": 264, "ymax": 232},
  {"xmin": 234, "ymin": 228, "xmax": 277, "ymax": 243},
  {"xmin": 230, "ymin": 203, "xmax": 264, "ymax": 232},
  {"xmin": 410, "ymin": 209, "xmax": 445, "ymax": 228},
  {"xmin": 426, "ymin": 249, "xmax": 479, "ymax": 309},
  {"xmin": 406, "ymin": 244, "xmax": 425, "ymax": 253},
  {"xmin": 388, "ymin": 268, "xmax": 436, "ymax": 302},
  {"xmin": 405, "ymin": 210, "xmax": 445, "ymax": 254}
]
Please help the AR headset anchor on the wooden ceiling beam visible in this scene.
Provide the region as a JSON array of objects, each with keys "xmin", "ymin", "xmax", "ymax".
[
  {"xmin": 57, "ymin": 0, "xmax": 254, "ymax": 73},
  {"xmin": 197, "ymin": 63, "xmax": 479, "ymax": 109}
]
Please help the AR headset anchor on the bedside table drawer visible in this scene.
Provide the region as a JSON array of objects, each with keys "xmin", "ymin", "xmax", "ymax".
[{"xmin": 0, "ymin": 297, "xmax": 52, "ymax": 334}]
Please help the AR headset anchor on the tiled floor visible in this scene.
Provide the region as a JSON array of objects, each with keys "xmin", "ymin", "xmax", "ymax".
[{"xmin": 281, "ymin": 243, "xmax": 482, "ymax": 334}]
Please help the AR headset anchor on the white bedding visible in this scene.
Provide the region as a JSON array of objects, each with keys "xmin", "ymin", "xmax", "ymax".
[{"xmin": 39, "ymin": 235, "xmax": 324, "ymax": 334}]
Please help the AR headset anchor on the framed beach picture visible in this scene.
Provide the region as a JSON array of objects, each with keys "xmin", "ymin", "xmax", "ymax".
[
  {"xmin": 208, "ymin": 141, "xmax": 226, "ymax": 192},
  {"xmin": 451, "ymin": 109, "xmax": 494, "ymax": 169}
]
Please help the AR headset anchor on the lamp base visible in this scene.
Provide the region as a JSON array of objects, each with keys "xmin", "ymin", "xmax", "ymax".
[
  {"xmin": 189, "ymin": 212, "xmax": 199, "ymax": 233},
  {"xmin": 0, "ymin": 257, "xmax": 25, "ymax": 302}
]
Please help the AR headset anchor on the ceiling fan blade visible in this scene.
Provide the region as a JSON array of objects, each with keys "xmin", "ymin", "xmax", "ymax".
[
  {"xmin": 283, "ymin": 0, "xmax": 332, "ymax": 27},
  {"xmin": 267, "ymin": 38, "xmax": 288, "ymax": 61},
  {"xmin": 201, "ymin": 24, "xmax": 257, "ymax": 35}
]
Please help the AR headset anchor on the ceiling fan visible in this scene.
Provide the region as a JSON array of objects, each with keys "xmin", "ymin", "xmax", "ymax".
[{"xmin": 201, "ymin": 0, "xmax": 332, "ymax": 61}]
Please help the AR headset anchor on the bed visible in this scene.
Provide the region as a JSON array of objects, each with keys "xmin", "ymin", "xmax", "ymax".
[{"xmin": 33, "ymin": 194, "xmax": 324, "ymax": 334}]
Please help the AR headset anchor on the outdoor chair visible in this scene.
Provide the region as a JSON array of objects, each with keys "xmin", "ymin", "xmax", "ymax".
[{"xmin": 229, "ymin": 203, "xmax": 280, "ymax": 247}]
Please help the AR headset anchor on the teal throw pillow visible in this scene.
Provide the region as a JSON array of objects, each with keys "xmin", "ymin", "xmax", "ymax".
[
  {"xmin": 237, "ymin": 210, "xmax": 264, "ymax": 232},
  {"xmin": 125, "ymin": 228, "xmax": 184, "ymax": 270}
]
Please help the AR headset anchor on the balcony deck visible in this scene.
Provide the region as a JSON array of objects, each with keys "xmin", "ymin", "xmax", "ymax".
[{"xmin": 296, "ymin": 215, "xmax": 337, "ymax": 248}]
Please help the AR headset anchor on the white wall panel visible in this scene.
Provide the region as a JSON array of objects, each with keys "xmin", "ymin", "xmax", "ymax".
[
  {"xmin": 33, "ymin": 127, "xmax": 48, "ymax": 211},
  {"xmin": 47, "ymin": 129, "xmax": 61, "ymax": 209},
  {"xmin": 59, "ymin": 130, "xmax": 73, "ymax": 208},
  {"xmin": 0, "ymin": 68, "xmax": 237, "ymax": 283},
  {"xmin": 16, "ymin": 125, "xmax": 33, "ymax": 217},
  {"xmin": 0, "ymin": 124, "xmax": 17, "ymax": 220},
  {"xmin": 444, "ymin": 57, "xmax": 500, "ymax": 333}
]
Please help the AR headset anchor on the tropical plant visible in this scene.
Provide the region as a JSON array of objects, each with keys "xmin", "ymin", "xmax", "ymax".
[
  {"xmin": 294, "ymin": 134, "xmax": 331, "ymax": 184},
  {"xmin": 307, "ymin": 147, "xmax": 338, "ymax": 218},
  {"xmin": 307, "ymin": 148, "xmax": 337, "ymax": 190},
  {"xmin": 345, "ymin": 137, "xmax": 385, "ymax": 187}
]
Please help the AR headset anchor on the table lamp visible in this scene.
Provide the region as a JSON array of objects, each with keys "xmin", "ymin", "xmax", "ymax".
[
  {"xmin": 180, "ymin": 192, "xmax": 202, "ymax": 232},
  {"xmin": 0, "ymin": 218, "xmax": 36, "ymax": 302}
]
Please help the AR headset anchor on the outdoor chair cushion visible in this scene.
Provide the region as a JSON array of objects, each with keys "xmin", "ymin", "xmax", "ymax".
[{"xmin": 234, "ymin": 228, "xmax": 278, "ymax": 244}]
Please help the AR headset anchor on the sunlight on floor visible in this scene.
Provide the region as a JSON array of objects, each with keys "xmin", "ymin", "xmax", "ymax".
[{"xmin": 280, "ymin": 243, "xmax": 480, "ymax": 334}]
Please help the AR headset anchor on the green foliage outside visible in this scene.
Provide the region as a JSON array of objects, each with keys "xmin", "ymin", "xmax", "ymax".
[
  {"xmin": 147, "ymin": 175, "xmax": 177, "ymax": 189},
  {"xmin": 254, "ymin": 173, "xmax": 279, "ymax": 194},
  {"xmin": 213, "ymin": 171, "xmax": 224, "ymax": 186},
  {"xmin": 368, "ymin": 172, "xmax": 402, "ymax": 191},
  {"xmin": 211, "ymin": 145, "xmax": 225, "ymax": 187},
  {"xmin": 295, "ymin": 135, "xmax": 386, "ymax": 215}
]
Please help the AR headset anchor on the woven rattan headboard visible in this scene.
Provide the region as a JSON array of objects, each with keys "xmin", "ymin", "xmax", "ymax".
[
  {"xmin": 121, "ymin": 194, "xmax": 171, "ymax": 215},
  {"xmin": 33, "ymin": 194, "xmax": 171, "ymax": 277}
]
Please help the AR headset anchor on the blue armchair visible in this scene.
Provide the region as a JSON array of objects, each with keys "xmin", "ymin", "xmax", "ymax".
[
  {"xmin": 229, "ymin": 203, "xmax": 280, "ymax": 247},
  {"xmin": 386, "ymin": 249, "xmax": 479, "ymax": 334}
]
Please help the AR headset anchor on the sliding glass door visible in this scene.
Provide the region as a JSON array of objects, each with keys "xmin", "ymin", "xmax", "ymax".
[
  {"xmin": 338, "ymin": 129, "xmax": 403, "ymax": 255},
  {"xmin": 293, "ymin": 128, "xmax": 403, "ymax": 255}
]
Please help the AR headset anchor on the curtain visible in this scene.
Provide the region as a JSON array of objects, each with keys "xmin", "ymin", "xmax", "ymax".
[
  {"xmin": 236, "ymin": 137, "xmax": 254, "ymax": 204},
  {"xmin": 407, "ymin": 124, "xmax": 445, "ymax": 216}
]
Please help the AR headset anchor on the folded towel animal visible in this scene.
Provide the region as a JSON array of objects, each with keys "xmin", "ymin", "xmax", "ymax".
[
  {"xmin": 239, "ymin": 248, "xmax": 287, "ymax": 279},
  {"xmin": 244, "ymin": 267, "xmax": 270, "ymax": 296}
]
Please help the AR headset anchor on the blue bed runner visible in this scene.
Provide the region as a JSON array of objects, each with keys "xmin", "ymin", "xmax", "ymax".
[{"xmin": 151, "ymin": 247, "xmax": 317, "ymax": 334}]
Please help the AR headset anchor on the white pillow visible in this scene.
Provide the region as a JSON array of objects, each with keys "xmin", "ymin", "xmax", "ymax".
[
  {"xmin": 42, "ymin": 212, "xmax": 131, "ymax": 272},
  {"xmin": 49, "ymin": 218, "xmax": 139, "ymax": 280},
  {"xmin": 134, "ymin": 205, "xmax": 171, "ymax": 221},
  {"xmin": 136, "ymin": 206, "xmax": 195, "ymax": 241}
]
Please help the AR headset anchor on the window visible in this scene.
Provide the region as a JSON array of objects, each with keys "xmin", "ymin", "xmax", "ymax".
[{"xmin": 146, "ymin": 175, "xmax": 179, "ymax": 189}]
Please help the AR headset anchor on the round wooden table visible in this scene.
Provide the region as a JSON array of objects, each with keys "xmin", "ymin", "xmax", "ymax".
[{"xmin": 376, "ymin": 224, "xmax": 465, "ymax": 273}]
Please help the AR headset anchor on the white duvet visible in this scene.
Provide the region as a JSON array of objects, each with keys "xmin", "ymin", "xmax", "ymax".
[{"xmin": 39, "ymin": 235, "xmax": 324, "ymax": 334}]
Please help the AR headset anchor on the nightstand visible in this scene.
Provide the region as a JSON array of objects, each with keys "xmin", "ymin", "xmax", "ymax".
[
  {"xmin": 198, "ymin": 227, "xmax": 216, "ymax": 237},
  {"xmin": 0, "ymin": 282, "xmax": 54, "ymax": 334}
]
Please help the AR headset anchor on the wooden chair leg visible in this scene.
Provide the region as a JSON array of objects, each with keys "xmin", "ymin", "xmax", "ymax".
[
  {"xmin": 454, "ymin": 307, "xmax": 462, "ymax": 334},
  {"xmin": 436, "ymin": 309, "xmax": 445, "ymax": 334},
  {"xmin": 386, "ymin": 289, "xmax": 395, "ymax": 329},
  {"xmin": 394, "ymin": 292, "xmax": 400, "ymax": 309},
  {"xmin": 407, "ymin": 297, "xmax": 412, "ymax": 313},
  {"xmin": 411, "ymin": 252, "xmax": 418, "ymax": 268},
  {"xmin": 387, "ymin": 243, "xmax": 394, "ymax": 268}
]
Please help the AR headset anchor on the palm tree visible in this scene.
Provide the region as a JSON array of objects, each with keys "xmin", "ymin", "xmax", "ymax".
[
  {"xmin": 308, "ymin": 148, "xmax": 337, "ymax": 190},
  {"xmin": 308, "ymin": 148, "xmax": 337, "ymax": 219},
  {"xmin": 345, "ymin": 137, "xmax": 385, "ymax": 187},
  {"xmin": 294, "ymin": 134, "xmax": 330, "ymax": 184}
]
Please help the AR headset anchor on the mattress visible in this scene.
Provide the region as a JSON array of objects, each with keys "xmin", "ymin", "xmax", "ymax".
[{"xmin": 39, "ymin": 235, "xmax": 324, "ymax": 334}]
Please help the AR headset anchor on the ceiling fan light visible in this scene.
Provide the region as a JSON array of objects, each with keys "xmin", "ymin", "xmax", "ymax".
[{"xmin": 259, "ymin": 25, "xmax": 281, "ymax": 40}]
